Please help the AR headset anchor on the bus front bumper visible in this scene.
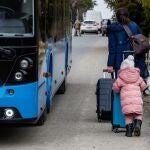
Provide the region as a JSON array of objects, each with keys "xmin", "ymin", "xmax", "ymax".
[{"xmin": 0, "ymin": 82, "xmax": 38, "ymax": 121}]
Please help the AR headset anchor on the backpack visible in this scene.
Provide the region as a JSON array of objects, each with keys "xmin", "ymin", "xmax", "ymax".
[{"xmin": 123, "ymin": 25, "xmax": 150, "ymax": 55}]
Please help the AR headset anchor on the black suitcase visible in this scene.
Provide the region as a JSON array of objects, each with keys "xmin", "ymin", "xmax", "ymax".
[{"xmin": 96, "ymin": 69, "xmax": 115, "ymax": 122}]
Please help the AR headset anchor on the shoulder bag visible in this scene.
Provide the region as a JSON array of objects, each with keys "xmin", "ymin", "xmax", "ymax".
[{"xmin": 123, "ymin": 25, "xmax": 150, "ymax": 55}]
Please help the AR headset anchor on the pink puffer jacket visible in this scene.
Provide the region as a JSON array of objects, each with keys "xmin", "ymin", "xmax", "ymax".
[{"xmin": 112, "ymin": 67, "xmax": 147, "ymax": 115}]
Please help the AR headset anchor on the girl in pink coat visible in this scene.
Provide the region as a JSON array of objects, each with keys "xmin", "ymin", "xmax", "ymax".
[{"xmin": 113, "ymin": 55, "xmax": 147, "ymax": 137}]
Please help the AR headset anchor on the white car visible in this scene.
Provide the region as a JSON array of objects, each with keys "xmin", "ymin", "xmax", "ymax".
[{"xmin": 80, "ymin": 20, "xmax": 99, "ymax": 34}]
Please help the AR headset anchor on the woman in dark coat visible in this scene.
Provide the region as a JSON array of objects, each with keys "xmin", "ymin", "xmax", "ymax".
[{"xmin": 107, "ymin": 8, "xmax": 148, "ymax": 79}]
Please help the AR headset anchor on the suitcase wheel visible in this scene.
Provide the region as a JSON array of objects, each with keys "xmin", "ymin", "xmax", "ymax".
[{"xmin": 112, "ymin": 126, "xmax": 119, "ymax": 133}]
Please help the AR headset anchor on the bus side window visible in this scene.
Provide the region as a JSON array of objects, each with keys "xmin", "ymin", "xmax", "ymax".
[
  {"xmin": 55, "ymin": 0, "xmax": 64, "ymax": 41},
  {"xmin": 39, "ymin": 0, "xmax": 46, "ymax": 42},
  {"xmin": 46, "ymin": 0, "xmax": 54, "ymax": 38}
]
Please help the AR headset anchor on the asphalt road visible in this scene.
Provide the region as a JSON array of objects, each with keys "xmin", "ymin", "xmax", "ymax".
[{"xmin": 0, "ymin": 34, "xmax": 150, "ymax": 150}]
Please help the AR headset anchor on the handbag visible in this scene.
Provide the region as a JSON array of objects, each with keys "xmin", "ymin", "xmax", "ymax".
[{"xmin": 123, "ymin": 25, "xmax": 150, "ymax": 55}]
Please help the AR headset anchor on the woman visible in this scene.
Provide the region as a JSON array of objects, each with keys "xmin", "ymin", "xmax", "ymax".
[{"xmin": 107, "ymin": 7, "xmax": 148, "ymax": 80}]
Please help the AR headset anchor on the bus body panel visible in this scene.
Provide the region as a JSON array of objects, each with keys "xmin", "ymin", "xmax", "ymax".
[
  {"xmin": 38, "ymin": 81, "xmax": 47, "ymax": 117},
  {"xmin": 0, "ymin": 82, "xmax": 38, "ymax": 119},
  {"xmin": 52, "ymin": 39, "xmax": 66, "ymax": 95},
  {"xmin": 46, "ymin": 47, "xmax": 53, "ymax": 107},
  {"xmin": 66, "ymin": 34, "xmax": 72, "ymax": 74},
  {"xmin": 38, "ymin": 51, "xmax": 47, "ymax": 117}
]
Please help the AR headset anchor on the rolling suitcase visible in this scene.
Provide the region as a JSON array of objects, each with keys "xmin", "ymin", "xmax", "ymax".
[
  {"xmin": 96, "ymin": 69, "xmax": 115, "ymax": 122},
  {"xmin": 112, "ymin": 93, "xmax": 126, "ymax": 132}
]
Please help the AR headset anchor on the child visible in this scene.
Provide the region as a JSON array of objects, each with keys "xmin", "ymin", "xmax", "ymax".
[{"xmin": 112, "ymin": 55, "xmax": 147, "ymax": 137}]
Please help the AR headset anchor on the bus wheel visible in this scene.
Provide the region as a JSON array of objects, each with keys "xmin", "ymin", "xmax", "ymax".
[
  {"xmin": 57, "ymin": 79, "xmax": 66, "ymax": 94},
  {"xmin": 37, "ymin": 108, "xmax": 47, "ymax": 126}
]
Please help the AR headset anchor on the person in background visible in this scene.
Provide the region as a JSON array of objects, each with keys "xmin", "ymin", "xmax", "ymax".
[
  {"xmin": 74, "ymin": 19, "xmax": 81, "ymax": 36},
  {"xmin": 113, "ymin": 55, "xmax": 147, "ymax": 137},
  {"xmin": 106, "ymin": 7, "xmax": 149, "ymax": 83}
]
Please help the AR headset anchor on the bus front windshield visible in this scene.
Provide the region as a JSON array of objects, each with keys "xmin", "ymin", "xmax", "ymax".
[{"xmin": 0, "ymin": 0, "xmax": 34, "ymax": 37}]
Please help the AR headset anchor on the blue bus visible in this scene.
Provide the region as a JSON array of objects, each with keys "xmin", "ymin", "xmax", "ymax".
[{"xmin": 0, "ymin": 0, "xmax": 72, "ymax": 125}]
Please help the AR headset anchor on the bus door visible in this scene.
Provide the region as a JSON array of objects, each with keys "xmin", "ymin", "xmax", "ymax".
[{"xmin": 51, "ymin": 0, "xmax": 66, "ymax": 95}]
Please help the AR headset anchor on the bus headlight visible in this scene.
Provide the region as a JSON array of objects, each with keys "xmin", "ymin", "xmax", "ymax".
[
  {"xmin": 20, "ymin": 59, "xmax": 29, "ymax": 69},
  {"xmin": 14, "ymin": 72, "xmax": 23, "ymax": 81},
  {"xmin": 4, "ymin": 109, "xmax": 14, "ymax": 119},
  {"xmin": 20, "ymin": 58, "xmax": 33, "ymax": 69}
]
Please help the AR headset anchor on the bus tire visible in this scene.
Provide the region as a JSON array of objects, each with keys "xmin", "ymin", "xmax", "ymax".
[
  {"xmin": 37, "ymin": 108, "xmax": 47, "ymax": 126},
  {"xmin": 57, "ymin": 79, "xmax": 66, "ymax": 94}
]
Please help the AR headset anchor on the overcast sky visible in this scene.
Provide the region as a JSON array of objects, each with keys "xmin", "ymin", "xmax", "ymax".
[{"xmin": 94, "ymin": 0, "xmax": 113, "ymax": 19}]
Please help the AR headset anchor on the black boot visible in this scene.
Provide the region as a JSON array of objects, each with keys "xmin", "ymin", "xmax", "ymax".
[
  {"xmin": 125, "ymin": 123, "xmax": 133, "ymax": 137},
  {"xmin": 134, "ymin": 119, "xmax": 142, "ymax": 136}
]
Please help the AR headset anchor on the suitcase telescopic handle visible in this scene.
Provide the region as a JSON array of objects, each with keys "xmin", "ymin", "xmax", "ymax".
[
  {"xmin": 103, "ymin": 69, "xmax": 115, "ymax": 79},
  {"xmin": 123, "ymin": 51, "xmax": 134, "ymax": 60}
]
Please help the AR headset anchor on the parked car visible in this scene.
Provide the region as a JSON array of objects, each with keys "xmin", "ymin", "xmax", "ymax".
[
  {"xmin": 83, "ymin": 10, "xmax": 102, "ymax": 32},
  {"xmin": 80, "ymin": 20, "xmax": 99, "ymax": 34}
]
